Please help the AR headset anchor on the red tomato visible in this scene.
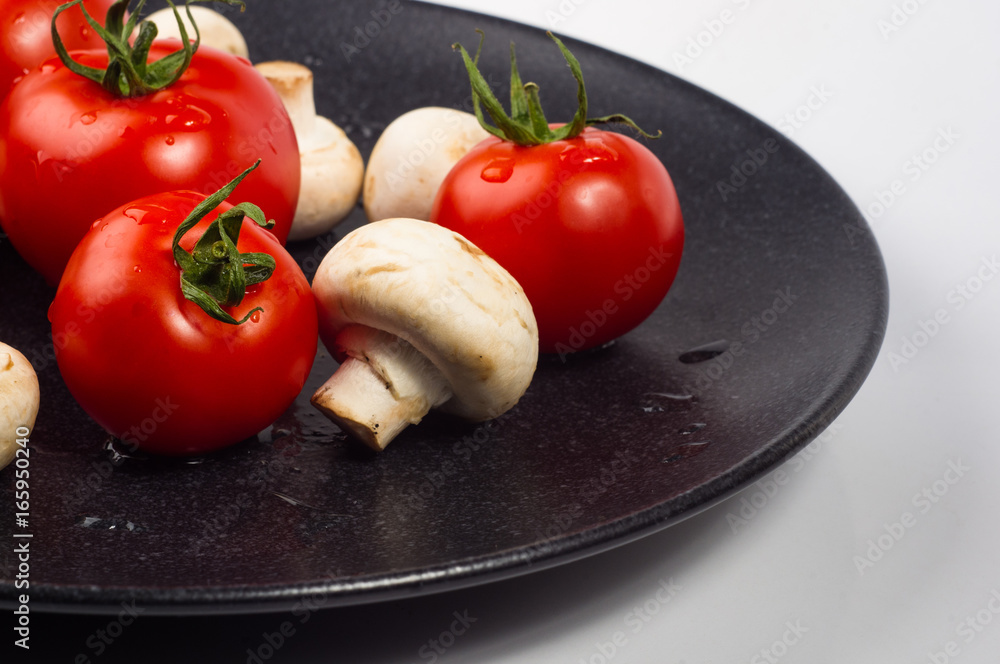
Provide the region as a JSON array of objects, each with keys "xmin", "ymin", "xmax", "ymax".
[
  {"xmin": 48, "ymin": 189, "xmax": 318, "ymax": 456},
  {"xmin": 0, "ymin": 39, "xmax": 300, "ymax": 286},
  {"xmin": 0, "ymin": 0, "xmax": 116, "ymax": 98},
  {"xmin": 431, "ymin": 126, "xmax": 684, "ymax": 355}
]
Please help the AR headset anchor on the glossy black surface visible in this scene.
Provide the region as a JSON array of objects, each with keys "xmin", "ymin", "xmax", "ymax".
[{"xmin": 0, "ymin": 0, "xmax": 887, "ymax": 614}]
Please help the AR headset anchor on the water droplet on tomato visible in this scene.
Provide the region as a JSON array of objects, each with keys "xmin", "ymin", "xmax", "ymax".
[
  {"xmin": 40, "ymin": 64, "xmax": 56, "ymax": 74},
  {"xmin": 80, "ymin": 112, "xmax": 97, "ymax": 125},
  {"xmin": 165, "ymin": 104, "xmax": 212, "ymax": 131},
  {"xmin": 13, "ymin": 12, "xmax": 26, "ymax": 24},
  {"xmin": 165, "ymin": 136, "xmax": 175, "ymax": 145},
  {"xmin": 481, "ymin": 158, "xmax": 514, "ymax": 183},
  {"xmin": 250, "ymin": 311, "xmax": 261, "ymax": 323},
  {"xmin": 133, "ymin": 265, "xmax": 142, "ymax": 273},
  {"xmin": 123, "ymin": 206, "xmax": 144, "ymax": 224},
  {"xmin": 79, "ymin": 25, "xmax": 90, "ymax": 39}
]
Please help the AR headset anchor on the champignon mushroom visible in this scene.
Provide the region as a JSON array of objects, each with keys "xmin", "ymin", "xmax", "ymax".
[
  {"xmin": 363, "ymin": 107, "xmax": 490, "ymax": 222},
  {"xmin": 0, "ymin": 342, "xmax": 39, "ymax": 471},
  {"xmin": 311, "ymin": 218, "xmax": 538, "ymax": 451},
  {"xmin": 144, "ymin": 5, "xmax": 249, "ymax": 58},
  {"xmin": 255, "ymin": 61, "xmax": 365, "ymax": 241}
]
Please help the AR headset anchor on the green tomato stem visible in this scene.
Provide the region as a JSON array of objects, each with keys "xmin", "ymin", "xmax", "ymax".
[
  {"xmin": 172, "ymin": 160, "xmax": 277, "ymax": 326},
  {"xmin": 453, "ymin": 30, "xmax": 662, "ymax": 146},
  {"xmin": 51, "ymin": 0, "xmax": 245, "ymax": 98}
]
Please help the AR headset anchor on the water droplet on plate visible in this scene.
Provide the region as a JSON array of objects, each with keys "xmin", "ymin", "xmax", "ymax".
[
  {"xmin": 662, "ymin": 441, "xmax": 710, "ymax": 464},
  {"xmin": 481, "ymin": 158, "xmax": 514, "ymax": 183},
  {"xmin": 76, "ymin": 516, "xmax": 146, "ymax": 532},
  {"xmin": 640, "ymin": 391, "xmax": 694, "ymax": 413},
  {"xmin": 678, "ymin": 340, "xmax": 729, "ymax": 364},
  {"xmin": 104, "ymin": 437, "xmax": 148, "ymax": 464}
]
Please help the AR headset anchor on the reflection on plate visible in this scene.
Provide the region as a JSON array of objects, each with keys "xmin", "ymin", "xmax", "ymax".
[{"xmin": 0, "ymin": 0, "xmax": 887, "ymax": 614}]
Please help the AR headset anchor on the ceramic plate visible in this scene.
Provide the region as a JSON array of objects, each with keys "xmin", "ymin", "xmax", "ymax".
[{"xmin": 0, "ymin": 0, "xmax": 887, "ymax": 614}]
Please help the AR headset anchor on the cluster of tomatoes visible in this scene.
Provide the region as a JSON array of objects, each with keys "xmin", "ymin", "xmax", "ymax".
[{"xmin": 0, "ymin": 0, "xmax": 684, "ymax": 456}]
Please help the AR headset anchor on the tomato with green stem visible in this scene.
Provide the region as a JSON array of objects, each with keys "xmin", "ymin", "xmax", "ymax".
[
  {"xmin": 48, "ymin": 162, "xmax": 318, "ymax": 456},
  {"xmin": 430, "ymin": 32, "xmax": 684, "ymax": 356},
  {"xmin": 0, "ymin": 0, "xmax": 300, "ymax": 286}
]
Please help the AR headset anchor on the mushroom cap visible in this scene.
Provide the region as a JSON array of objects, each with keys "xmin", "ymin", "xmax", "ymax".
[
  {"xmin": 146, "ymin": 5, "xmax": 249, "ymax": 59},
  {"xmin": 0, "ymin": 342, "xmax": 40, "ymax": 470},
  {"xmin": 313, "ymin": 219, "xmax": 538, "ymax": 421},
  {"xmin": 363, "ymin": 107, "xmax": 490, "ymax": 222}
]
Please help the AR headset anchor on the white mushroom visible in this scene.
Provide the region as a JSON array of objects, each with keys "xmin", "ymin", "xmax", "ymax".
[
  {"xmin": 0, "ymin": 342, "xmax": 39, "ymax": 471},
  {"xmin": 364, "ymin": 107, "xmax": 490, "ymax": 223},
  {"xmin": 256, "ymin": 60, "xmax": 365, "ymax": 241},
  {"xmin": 311, "ymin": 218, "xmax": 538, "ymax": 451},
  {"xmin": 145, "ymin": 5, "xmax": 249, "ymax": 58}
]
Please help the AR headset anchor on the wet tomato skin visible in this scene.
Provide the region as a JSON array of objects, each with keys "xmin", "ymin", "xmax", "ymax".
[
  {"xmin": 0, "ymin": 40, "xmax": 300, "ymax": 286},
  {"xmin": 49, "ymin": 190, "xmax": 317, "ymax": 456},
  {"xmin": 431, "ymin": 127, "xmax": 684, "ymax": 354},
  {"xmin": 0, "ymin": 0, "xmax": 117, "ymax": 98}
]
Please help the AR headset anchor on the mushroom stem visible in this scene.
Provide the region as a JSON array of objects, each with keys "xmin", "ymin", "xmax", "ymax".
[
  {"xmin": 255, "ymin": 61, "xmax": 317, "ymax": 148},
  {"xmin": 311, "ymin": 327, "xmax": 453, "ymax": 451},
  {"xmin": 255, "ymin": 60, "xmax": 365, "ymax": 240}
]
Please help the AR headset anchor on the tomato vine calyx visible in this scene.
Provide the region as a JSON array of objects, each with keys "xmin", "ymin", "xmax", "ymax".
[
  {"xmin": 51, "ymin": 0, "xmax": 245, "ymax": 98},
  {"xmin": 453, "ymin": 30, "xmax": 661, "ymax": 146},
  {"xmin": 172, "ymin": 160, "xmax": 276, "ymax": 325}
]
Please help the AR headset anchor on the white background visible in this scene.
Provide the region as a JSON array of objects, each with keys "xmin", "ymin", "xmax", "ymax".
[
  {"xmin": 401, "ymin": 1, "xmax": 1000, "ymax": 663},
  {"xmin": 17, "ymin": 1, "xmax": 1000, "ymax": 662}
]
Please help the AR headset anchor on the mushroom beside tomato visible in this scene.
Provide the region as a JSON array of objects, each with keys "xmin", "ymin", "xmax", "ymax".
[{"xmin": 430, "ymin": 32, "xmax": 684, "ymax": 356}]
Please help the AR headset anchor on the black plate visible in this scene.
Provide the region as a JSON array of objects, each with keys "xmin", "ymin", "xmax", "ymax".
[{"xmin": 0, "ymin": 0, "xmax": 887, "ymax": 614}]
